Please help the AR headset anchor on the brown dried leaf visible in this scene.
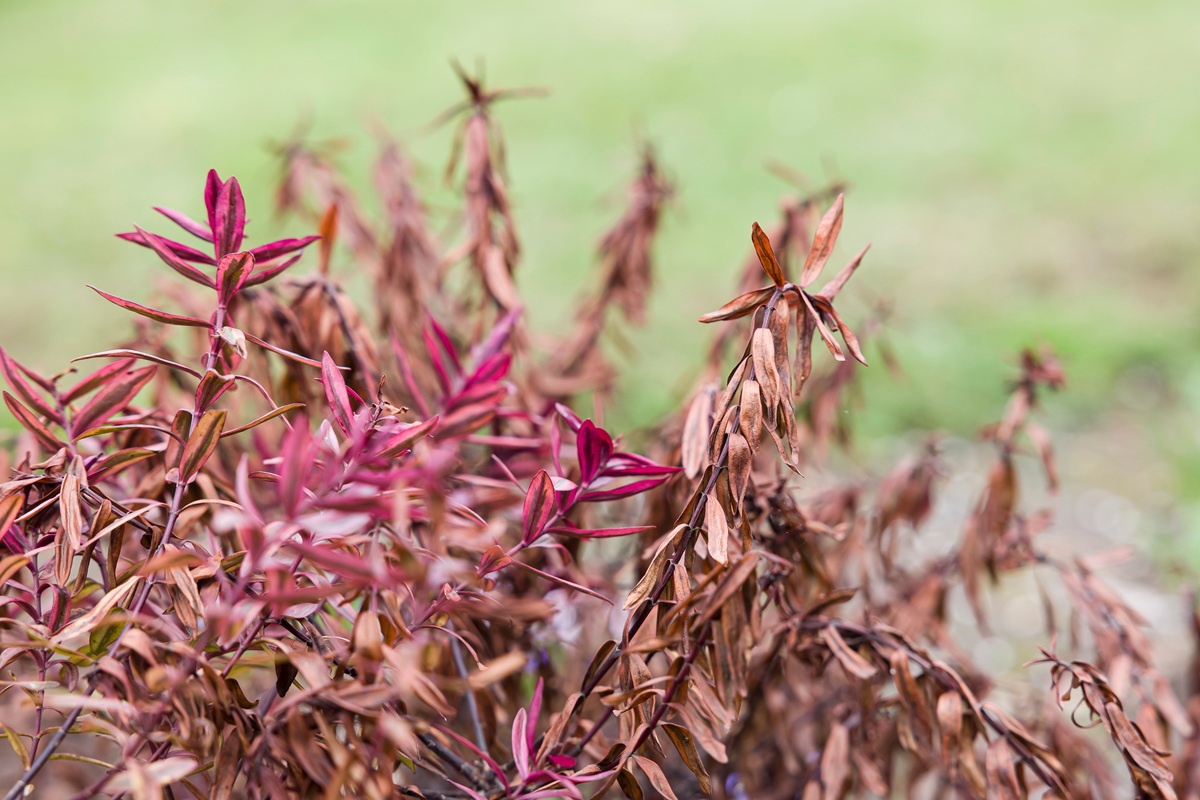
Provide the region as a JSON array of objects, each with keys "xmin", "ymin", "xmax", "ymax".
[
  {"xmin": 822, "ymin": 625, "xmax": 878, "ymax": 680},
  {"xmin": 705, "ymin": 492, "xmax": 729, "ymax": 565},
  {"xmin": 751, "ymin": 222, "xmax": 786, "ymax": 287}
]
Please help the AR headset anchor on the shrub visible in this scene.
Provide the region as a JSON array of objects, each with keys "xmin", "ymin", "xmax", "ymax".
[{"xmin": 0, "ymin": 69, "xmax": 1187, "ymax": 799}]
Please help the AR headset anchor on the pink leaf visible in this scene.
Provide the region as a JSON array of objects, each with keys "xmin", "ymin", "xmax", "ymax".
[
  {"xmin": 522, "ymin": 470, "xmax": 557, "ymax": 545},
  {"xmin": 89, "ymin": 286, "xmax": 212, "ymax": 328},
  {"xmin": 321, "ymin": 352, "xmax": 354, "ymax": 436}
]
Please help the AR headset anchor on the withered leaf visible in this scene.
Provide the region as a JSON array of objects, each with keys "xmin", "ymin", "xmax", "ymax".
[
  {"xmin": 704, "ymin": 493, "xmax": 729, "ymax": 565},
  {"xmin": 751, "ymin": 222, "xmax": 786, "ymax": 287},
  {"xmin": 822, "ymin": 625, "xmax": 878, "ymax": 680},
  {"xmin": 699, "ymin": 286, "xmax": 774, "ymax": 324}
]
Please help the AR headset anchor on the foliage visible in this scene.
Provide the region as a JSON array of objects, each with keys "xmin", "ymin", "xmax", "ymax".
[{"xmin": 0, "ymin": 72, "xmax": 1192, "ymax": 799}]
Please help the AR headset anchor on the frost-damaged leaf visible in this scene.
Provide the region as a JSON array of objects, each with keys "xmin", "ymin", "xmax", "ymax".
[
  {"xmin": 632, "ymin": 755, "xmax": 679, "ymax": 800},
  {"xmin": 321, "ymin": 351, "xmax": 354, "ymax": 436},
  {"xmin": 822, "ymin": 625, "xmax": 878, "ymax": 679},
  {"xmin": 60, "ymin": 470, "xmax": 84, "ymax": 551},
  {"xmin": 522, "ymin": 470, "xmax": 556, "ymax": 545},
  {"xmin": 751, "ymin": 222, "xmax": 786, "ymax": 287},
  {"xmin": 704, "ymin": 493, "xmax": 729, "ymax": 564},
  {"xmin": 216, "ymin": 251, "xmax": 254, "ymax": 304},
  {"xmin": 738, "ymin": 380, "xmax": 762, "ymax": 456},
  {"xmin": 800, "ymin": 193, "xmax": 844, "ymax": 288},
  {"xmin": 821, "ymin": 722, "xmax": 850, "ymax": 800},
  {"xmin": 134, "ymin": 226, "xmax": 216, "ymax": 288},
  {"xmin": 694, "ymin": 551, "xmax": 758, "ymax": 629},
  {"xmin": 221, "ymin": 403, "xmax": 304, "ymax": 438},
  {"xmin": 698, "ymin": 286, "xmax": 774, "ymax": 323},
  {"xmin": 108, "ymin": 756, "xmax": 200, "ymax": 794},
  {"xmin": 177, "ymin": 410, "xmax": 227, "ymax": 484},
  {"xmin": 54, "ymin": 577, "xmax": 142, "ymax": 647},
  {"xmin": 728, "ymin": 432, "xmax": 752, "ymax": 507},
  {"xmin": 0, "ymin": 346, "xmax": 60, "ymax": 423},
  {"xmin": 798, "ymin": 290, "xmax": 844, "ymax": 361},
  {"xmin": 751, "ymin": 328, "xmax": 782, "ymax": 410},
  {"xmin": 663, "ymin": 724, "xmax": 711, "ymax": 794},
  {"xmin": 71, "ymin": 365, "xmax": 157, "ymax": 438},
  {"xmin": 89, "ymin": 286, "xmax": 212, "ymax": 328},
  {"xmin": 624, "ymin": 525, "xmax": 685, "ymax": 610},
  {"xmin": 617, "ymin": 767, "xmax": 644, "ymax": 800},
  {"xmin": 817, "ymin": 243, "xmax": 869, "ymax": 301},
  {"xmin": 3, "ymin": 392, "xmax": 63, "ymax": 451},
  {"xmin": 681, "ymin": 389, "xmax": 713, "ymax": 479}
]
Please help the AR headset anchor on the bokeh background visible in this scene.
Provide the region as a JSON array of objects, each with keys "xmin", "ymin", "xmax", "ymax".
[{"xmin": 1, "ymin": 0, "xmax": 1197, "ymax": 564}]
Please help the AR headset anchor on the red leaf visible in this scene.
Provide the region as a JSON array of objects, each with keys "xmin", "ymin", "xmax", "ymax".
[
  {"xmin": 242, "ymin": 331, "xmax": 325, "ymax": 368},
  {"xmin": 89, "ymin": 286, "xmax": 212, "ymax": 328},
  {"xmin": 3, "ymin": 392, "xmax": 63, "ymax": 451},
  {"xmin": 247, "ymin": 236, "xmax": 319, "ymax": 263},
  {"xmin": 153, "ymin": 206, "xmax": 213, "ymax": 241},
  {"xmin": 580, "ymin": 477, "xmax": 669, "ymax": 503},
  {"xmin": 576, "ymin": 420, "xmax": 613, "ymax": 484},
  {"xmin": 545, "ymin": 525, "xmax": 656, "ymax": 539},
  {"xmin": 216, "ymin": 252, "xmax": 254, "ymax": 305},
  {"xmin": 71, "ymin": 365, "xmax": 157, "ymax": 438},
  {"xmin": 72, "ymin": 350, "xmax": 200, "ymax": 379},
  {"xmin": 213, "ymin": 177, "xmax": 245, "ymax": 257},
  {"xmin": 0, "ymin": 346, "xmax": 61, "ymax": 424},
  {"xmin": 116, "ymin": 231, "xmax": 215, "ymax": 265},
  {"xmin": 240, "ymin": 253, "xmax": 303, "ymax": 288},
  {"xmin": 321, "ymin": 352, "xmax": 354, "ymax": 436},
  {"xmin": 134, "ymin": 227, "xmax": 216, "ymax": 288},
  {"xmin": 522, "ymin": 470, "xmax": 557, "ymax": 545},
  {"xmin": 177, "ymin": 410, "xmax": 227, "ymax": 484},
  {"xmin": 377, "ymin": 415, "xmax": 439, "ymax": 458},
  {"xmin": 61, "ymin": 357, "xmax": 137, "ymax": 403},
  {"xmin": 221, "ymin": 403, "xmax": 305, "ymax": 438}
]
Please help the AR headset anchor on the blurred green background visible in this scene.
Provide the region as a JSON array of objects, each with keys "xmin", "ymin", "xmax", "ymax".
[{"xmin": 1, "ymin": 1, "xmax": 1198, "ymax": 550}]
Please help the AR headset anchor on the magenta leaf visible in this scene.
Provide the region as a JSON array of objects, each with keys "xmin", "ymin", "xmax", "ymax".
[
  {"xmin": 579, "ymin": 476, "xmax": 670, "ymax": 503},
  {"xmin": 3, "ymin": 392, "xmax": 63, "ymax": 451},
  {"xmin": 213, "ymin": 176, "xmax": 246, "ymax": 257},
  {"xmin": 0, "ymin": 346, "xmax": 61, "ymax": 424},
  {"xmin": 117, "ymin": 231, "xmax": 216, "ymax": 265},
  {"xmin": 216, "ymin": 251, "xmax": 254, "ymax": 305},
  {"xmin": 248, "ymin": 236, "xmax": 319, "ymax": 263},
  {"xmin": 89, "ymin": 286, "xmax": 212, "ymax": 328},
  {"xmin": 134, "ymin": 227, "xmax": 216, "ymax": 288},
  {"xmin": 522, "ymin": 470, "xmax": 557, "ymax": 546},
  {"xmin": 241, "ymin": 254, "xmax": 304, "ymax": 288},
  {"xmin": 321, "ymin": 351, "xmax": 354, "ymax": 436},
  {"xmin": 153, "ymin": 206, "xmax": 213, "ymax": 241},
  {"xmin": 62, "ymin": 357, "xmax": 138, "ymax": 403},
  {"xmin": 71, "ymin": 365, "xmax": 157, "ymax": 438},
  {"xmin": 544, "ymin": 524, "xmax": 656, "ymax": 539},
  {"xmin": 576, "ymin": 419, "xmax": 613, "ymax": 484}
]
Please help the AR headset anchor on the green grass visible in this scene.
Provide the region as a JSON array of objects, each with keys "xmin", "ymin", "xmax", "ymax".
[{"xmin": 1, "ymin": 0, "xmax": 1198, "ymax": 503}]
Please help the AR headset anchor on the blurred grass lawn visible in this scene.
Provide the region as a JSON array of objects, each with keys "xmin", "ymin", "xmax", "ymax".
[{"xmin": 2, "ymin": 1, "xmax": 1199, "ymax": 518}]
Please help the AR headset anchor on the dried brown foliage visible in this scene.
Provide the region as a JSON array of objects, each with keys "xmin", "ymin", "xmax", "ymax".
[{"xmin": 0, "ymin": 73, "xmax": 1193, "ymax": 800}]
